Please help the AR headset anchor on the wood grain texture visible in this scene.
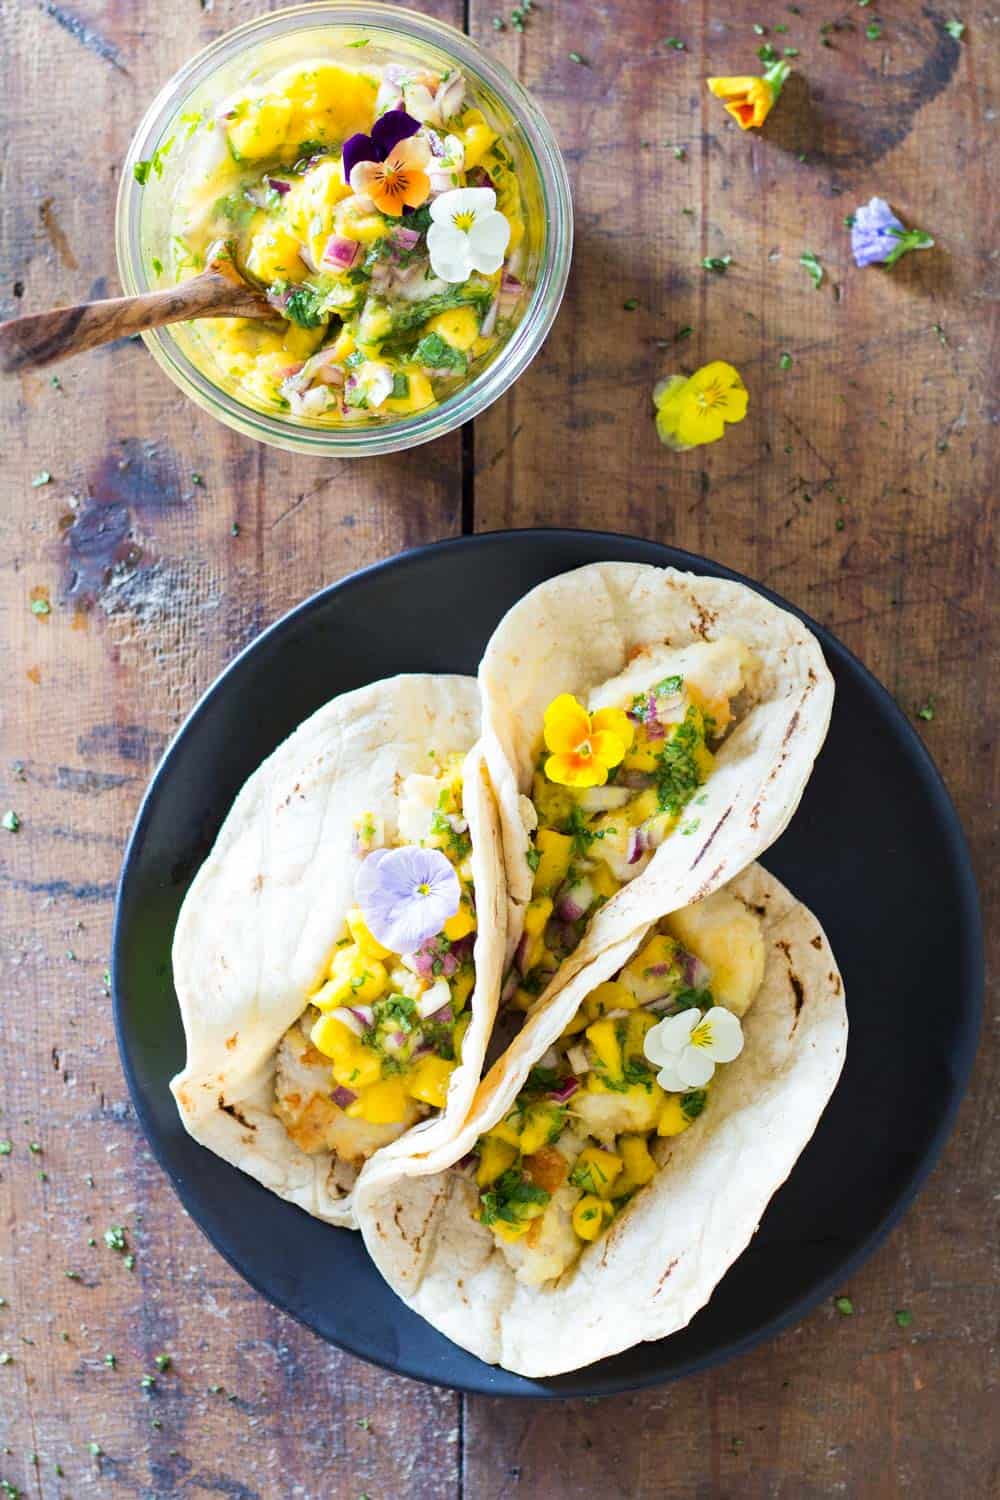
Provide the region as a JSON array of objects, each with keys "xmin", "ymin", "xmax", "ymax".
[{"xmin": 1, "ymin": 1, "xmax": 996, "ymax": 1498}]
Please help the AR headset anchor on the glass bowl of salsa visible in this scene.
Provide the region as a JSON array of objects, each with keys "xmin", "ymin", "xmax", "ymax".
[{"xmin": 115, "ymin": 2, "xmax": 573, "ymax": 456}]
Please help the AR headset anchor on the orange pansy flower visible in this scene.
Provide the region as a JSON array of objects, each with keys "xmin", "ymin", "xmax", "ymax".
[{"xmin": 350, "ymin": 136, "xmax": 431, "ymax": 217}]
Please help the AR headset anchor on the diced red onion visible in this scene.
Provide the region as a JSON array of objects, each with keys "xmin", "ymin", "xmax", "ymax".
[
  {"xmin": 267, "ymin": 176, "xmax": 292, "ymax": 196},
  {"xmin": 627, "ymin": 827, "xmax": 648, "ymax": 865},
  {"xmin": 322, "ymin": 234, "xmax": 363, "ymax": 271},
  {"xmin": 417, "ymin": 977, "xmax": 452, "ymax": 1020},
  {"xmin": 579, "ymin": 786, "xmax": 631, "ymax": 812},
  {"xmin": 555, "ymin": 876, "xmax": 594, "ymax": 923},
  {"xmin": 548, "ymin": 1077, "xmax": 579, "ymax": 1103},
  {"xmin": 684, "ymin": 952, "xmax": 711, "ymax": 989},
  {"xmin": 566, "ymin": 1044, "xmax": 590, "ymax": 1074},
  {"xmin": 348, "ymin": 1005, "xmax": 374, "ymax": 1029},
  {"xmin": 331, "ymin": 1086, "xmax": 357, "ymax": 1109},
  {"xmin": 498, "ymin": 272, "xmax": 523, "ymax": 316},
  {"xmin": 619, "ymin": 770, "xmax": 655, "ymax": 790},
  {"xmin": 329, "ymin": 1006, "xmax": 366, "ymax": 1037},
  {"xmin": 391, "ymin": 225, "xmax": 421, "ymax": 252}
]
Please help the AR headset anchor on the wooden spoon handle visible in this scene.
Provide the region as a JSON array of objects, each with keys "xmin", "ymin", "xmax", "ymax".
[{"xmin": 0, "ymin": 272, "xmax": 274, "ymax": 374}]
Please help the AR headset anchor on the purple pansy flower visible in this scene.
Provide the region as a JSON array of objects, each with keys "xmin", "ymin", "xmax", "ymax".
[
  {"xmin": 851, "ymin": 197, "xmax": 935, "ymax": 269},
  {"xmin": 355, "ymin": 845, "xmax": 460, "ymax": 953},
  {"xmin": 342, "ymin": 109, "xmax": 421, "ymax": 185}
]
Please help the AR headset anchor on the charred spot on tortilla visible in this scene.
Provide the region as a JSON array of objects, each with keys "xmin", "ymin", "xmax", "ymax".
[
  {"xmin": 219, "ymin": 1096, "xmax": 255, "ymax": 1131},
  {"xmin": 225, "ymin": 1033, "xmax": 238, "ymax": 1051},
  {"xmin": 690, "ymin": 805, "xmax": 733, "ymax": 868},
  {"xmin": 811, "ymin": 935, "xmax": 822, "ymax": 949},
  {"xmin": 654, "ymin": 1258, "xmax": 680, "ymax": 1296}
]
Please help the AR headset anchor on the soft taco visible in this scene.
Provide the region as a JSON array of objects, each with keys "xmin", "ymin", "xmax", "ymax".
[
  {"xmin": 355, "ymin": 863, "xmax": 847, "ymax": 1375},
  {"xmin": 478, "ymin": 562, "xmax": 834, "ymax": 1011},
  {"xmin": 171, "ymin": 674, "xmax": 505, "ymax": 1228}
]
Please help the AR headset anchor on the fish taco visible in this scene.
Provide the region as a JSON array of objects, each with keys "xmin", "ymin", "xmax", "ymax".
[{"xmin": 171, "ymin": 674, "xmax": 505, "ymax": 1227}]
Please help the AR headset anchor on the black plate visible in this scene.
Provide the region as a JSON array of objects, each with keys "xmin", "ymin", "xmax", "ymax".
[{"xmin": 113, "ymin": 529, "xmax": 982, "ymax": 1397}]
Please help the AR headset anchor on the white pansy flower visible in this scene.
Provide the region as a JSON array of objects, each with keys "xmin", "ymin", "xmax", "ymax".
[
  {"xmin": 643, "ymin": 1006, "xmax": 744, "ymax": 1091},
  {"xmin": 427, "ymin": 187, "xmax": 511, "ymax": 283}
]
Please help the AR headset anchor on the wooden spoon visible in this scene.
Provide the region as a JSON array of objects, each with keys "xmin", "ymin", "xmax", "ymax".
[{"xmin": 0, "ymin": 242, "xmax": 276, "ymax": 375}]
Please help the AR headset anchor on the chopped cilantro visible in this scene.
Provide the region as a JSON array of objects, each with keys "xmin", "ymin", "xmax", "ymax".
[
  {"xmin": 895, "ymin": 1308, "xmax": 913, "ymax": 1328},
  {"xmin": 945, "ymin": 18, "xmax": 964, "ymax": 40},
  {"xmin": 568, "ymin": 51, "xmax": 588, "ymax": 64},
  {"xmin": 800, "ymin": 251, "xmax": 824, "ymax": 289},
  {"xmin": 702, "ymin": 255, "xmax": 731, "ymax": 273},
  {"xmin": 479, "ymin": 1169, "xmax": 550, "ymax": 1226},
  {"xmin": 283, "ymin": 286, "xmax": 327, "ymax": 328},
  {"xmin": 757, "ymin": 42, "xmax": 779, "ymax": 62},
  {"xmin": 413, "ymin": 331, "xmax": 467, "ymax": 374},
  {"xmin": 347, "ymin": 37, "xmax": 370, "ymax": 46},
  {"xmin": 155, "ymin": 1352, "xmax": 171, "ymax": 1371},
  {"xmin": 30, "ymin": 598, "xmax": 50, "ymax": 616},
  {"xmin": 103, "ymin": 1225, "xmax": 127, "ymax": 1253},
  {"xmin": 1, "ymin": 812, "xmax": 19, "ymax": 833},
  {"xmin": 780, "ymin": 352, "xmax": 793, "ymax": 369},
  {"xmin": 150, "ymin": 256, "xmax": 163, "ymax": 276},
  {"xmin": 834, "ymin": 1295, "xmax": 854, "ymax": 1316},
  {"xmin": 655, "ymin": 709, "xmax": 707, "ymax": 816},
  {"xmin": 866, "ymin": 21, "xmax": 882, "ymax": 39},
  {"xmin": 884, "ymin": 227, "xmax": 935, "ymax": 268},
  {"xmin": 916, "ymin": 697, "xmax": 935, "ymax": 722},
  {"xmin": 104, "ymin": 1353, "xmax": 117, "ymax": 1368},
  {"xmin": 31, "ymin": 470, "xmax": 51, "ymax": 487},
  {"xmin": 681, "ymin": 1088, "xmax": 708, "ymax": 1120},
  {"xmin": 623, "ymin": 297, "xmax": 639, "ymax": 310}
]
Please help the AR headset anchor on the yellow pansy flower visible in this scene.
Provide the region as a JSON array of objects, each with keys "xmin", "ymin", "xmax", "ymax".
[
  {"xmin": 706, "ymin": 61, "xmax": 791, "ymax": 131},
  {"xmin": 653, "ymin": 361, "xmax": 749, "ymax": 452},
  {"xmin": 543, "ymin": 694, "xmax": 634, "ymax": 789}
]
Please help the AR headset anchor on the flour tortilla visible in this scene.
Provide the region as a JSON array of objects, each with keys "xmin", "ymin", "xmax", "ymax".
[
  {"xmin": 171, "ymin": 674, "xmax": 506, "ymax": 1229},
  {"xmin": 479, "ymin": 562, "xmax": 834, "ymax": 992},
  {"xmin": 355, "ymin": 864, "xmax": 847, "ymax": 1376}
]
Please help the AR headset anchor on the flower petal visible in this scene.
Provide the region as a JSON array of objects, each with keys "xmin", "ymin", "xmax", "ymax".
[
  {"xmin": 677, "ymin": 1048, "xmax": 716, "ymax": 1088},
  {"xmin": 655, "ymin": 1061, "xmax": 690, "ymax": 1093},
  {"xmin": 590, "ymin": 729, "xmax": 629, "ymax": 770},
  {"xmin": 391, "ymin": 134, "xmax": 432, "ymax": 171},
  {"xmin": 467, "ymin": 208, "xmax": 511, "ymax": 271},
  {"xmin": 350, "ymin": 160, "xmax": 383, "ymax": 197},
  {"xmin": 644, "ymin": 1009, "xmax": 699, "ymax": 1067},
  {"xmin": 342, "ymin": 132, "xmax": 376, "ymax": 183},
  {"xmin": 701, "ymin": 1006, "xmax": 744, "ymax": 1063},
  {"xmin": 370, "ymin": 107, "xmax": 421, "ymax": 158},
  {"xmin": 544, "ymin": 752, "xmax": 607, "ymax": 789},
  {"xmin": 355, "ymin": 845, "xmax": 460, "ymax": 952},
  {"xmin": 543, "ymin": 693, "xmax": 591, "ymax": 754},
  {"xmin": 426, "ymin": 220, "xmax": 473, "ymax": 282},
  {"xmin": 591, "ymin": 707, "xmax": 635, "ymax": 750},
  {"xmin": 430, "ymin": 185, "xmax": 497, "ymax": 224}
]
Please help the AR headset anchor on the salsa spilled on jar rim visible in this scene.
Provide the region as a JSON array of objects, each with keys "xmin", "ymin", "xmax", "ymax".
[{"xmin": 139, "ymin": 33, "xmax": 538, "ymax": 424}]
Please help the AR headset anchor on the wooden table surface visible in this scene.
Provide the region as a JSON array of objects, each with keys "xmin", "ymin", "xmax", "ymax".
[{"xmin": 1, "ymin": 1, "xmax": 996, "ymax": 1495}]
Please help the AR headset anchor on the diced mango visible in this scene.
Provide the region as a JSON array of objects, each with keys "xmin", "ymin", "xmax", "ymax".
[
  {"xmin": 620, "ymin": 934, "xmax": 679, "ymax": 997},
  {"xmin": 519, "ymin": 1104, "xmax": 558, "ymax": 1158},
  {"xmin": 462, "ymin": 120, "xmax": 498, "ymax": 171},
  {"xmin": 244, "ymin": 223, "xmax": 306, "ymax": 284},
  {"xmin": 585, "ymin": 1018, "xmax": 623, "ymax": 1080},
  {"xmin": 519, "ymin": 895, "xmax": 553, "ymax": 975},
  {"xmin": 332, "ymin": 1044, "xmax": 382, "ymax": 1091},
  {"xmin": 444, "ymin": 904, "xmax": 476, "ymax": 942},
  {"xmin": 327, "ymin": 326, "xmax": 356, "ymax": 364},
  {"xmin": 492, "ymin": 1217, "xmax": 531, "ymax": 1242},
  {"xmin": 309, "ymin": 1013, "xmax": 357, "ymax": 1063},
  {"xmin": 407, "ymin": 1054, "xmax": 456, "ymax": 1109},
  {"xmin": 346, "ymin": 907, "xmax": 393, "ymax": 961},
  {"xmin": 583, "ymin": 981, "xmax": 638, "ymax": 1022},
  {"xmin": 531, "ymin": 772, "xmax": 575, "ymax": 828},
  {"xmin": 622, "ymin": 739, "xmax": 659, "ymax": 773},
  {"xmin": 383, "ymin": 370, "xmax": 436, "ymax": 416},
  {"xmin": 453, "ymin": 1011, "xmax": 471, "ymax": 1061},
  {"xmin": 424, "ymin": 306, "xmax": 480, "ymax": 352},
  {"xmin": 357, "ymin": 302, "xmax": 393, "ymax": 344},
  {"xmin": 512, "ymin": 986, "xmax": 540, "ymax": 1012},
  {"xmin": 658, "ymin": 1094, "xmax": 695, "ymax": 1137},
  {"xmin": 227, "ymin": 95, "xmax": 294, "ymax": 161},
  {"xmin": 627, "ymin": 788, "xmax": 661, "ymax": 825},
  {"xmin": 532, "ymin": 829, "xmax": 573, "ymax": 896},
  {"xmin": 573, "ymin": 1145, "xmax": 623, "ymax": 1199},
  {"xmin": 589, "ymin": 863, "xmax": 621, "ymax": 902},
  {"xmin": 624, "ymin": 1010, "xmax": 658, "ymax": 1062},
  {"xmin": 477, "ymin": 1136, "xmax": 517, "ymax": 1188},
  {"xmin": 324, "ymin": 947, "xmax": 387, "ymax": 1005},
  {"xmin": 572, "ymin": 1194, "xmax": 611, "ymax": 1241},
  {"xmin": 615, "ymin": 1134, "xmax": 657, "ymax": 1195},
  {"xmin": 283, "ymin": 322, "xmax": 327, "ymax": 360},
  {"xmin": 451, "ymin": 967, "xmax": 475, "ymax": 1012},
  {"xmin": 346, "ymin": 1076, "xmax": 410, "ymax": 1124},
  {"xmin": 490, "ymin": 1113, "xmax": 523, "ymax": 1149}
]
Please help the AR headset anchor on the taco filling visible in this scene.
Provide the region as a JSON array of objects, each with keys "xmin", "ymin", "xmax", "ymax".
[
  {"xmin": 274, "ymin": 755, "xmax": 478, "ymax": 1163},
  {"xmin": 509, "ymin": 638, "xmax": 758, "ymax": 1009},
  {"xmin": 470, "ymin": 885, "xmax": 764, "ymax": 1285}
]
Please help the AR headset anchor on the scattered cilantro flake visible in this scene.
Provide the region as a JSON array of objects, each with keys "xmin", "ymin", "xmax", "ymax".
[
  {"xmin": 347, "ymin": 37, "xmax": 369, "ymax": 46},
  {"xmin": 88, "ymin": 1441, "xmax": 102, "ymax": 1457},
  {"xmin": 133, "ymin": 160, "xmax": 152, "ymax": 185},
  {"xmin": 780, "ymin": 352, "xmax": 793, "ymax": 369},
  {"xmin": 623, "ymin": 298, "xmax": 638, "ymax": 310},
  {"xmin": 664, "ymin": 37, "xmax": 686, "ymax": 50},
  {"xmin": 141, "ymin": 1374, "xmax": 156, "ymax": 1390},
  {"xmin": 568, "ymin": 51, "xmax": 588, "ymax": 64},
  {"xmin": 757, "ymin": 42, "xmax": 779, "ymax": 62},
  {"xmin": 0, "ymin": 1353, "xmax": 11, "ymax": 1366},
  {"xmin": 916, "ymin": 697, "xmax": 936, "ymax": 722},
  {"xmin": 492, "ymin": 16, "xmax": 504, "ymax": 29},
  {"xmin": 835, "ymin": 517, "xmax": 846, "ymax": 532},
  {"xmin": 844, "ymin": 213, "xmax": 856, "ymax": 227},
  {"xmin": 884, "ymin": 227, "xmax": 935, "ymax": 268},
  {"xmin": 357, "ymin": 1416, "xmax": 371, "ymax": 1430},
  {"xmin": 124, "ymin": 1253, "xmax": 136, "ymax": 1271},
  {"xmin": 776, "ymin": 22, "xmax": 788, "ymax": 31},
  {"xmin": 753, "ymin": 23, "xmax": 766, "ymax": 34},
  {"xmin": 155, "ymin": 1352, "xmax": 171, "ymax": 1372},
  {"xmin": 65, "ymin": 1270, "xmax": 81, "ymax": 1281},
  {"xmin": 783, "ymin": 46, "xmax": 800, "ymax": 56},
  {"xmin": 30, "ymin": 597, "xmax": 50, "ymax": 616},
  {"xmin": 150, "ymin": 256, "xmax": 163, "ymax": 276},
  {"xmin": 191, "ymin": 471, "xmax": 205, "ymax": 486},
  {"xmin": 945, "ymin": 17, "xmax": 964, "ymax": 39},
  {"xmin": 31, "ymin": 470, "xmax": 51, "ymax": 487},
  {"xmin": 28, "ymin": 1142, "xmax": 40, "ymax": 1154},
  {"xmin": 932, "ymin": 323, "xmax": 947, "ymax": 345},
  {"xmin": 895, "ymin": 1308, "xmax": 913, "ymax": 1327},
  {"xmin": 673, "ymin": 145, "xmax": 686, "ymax": 160},
  {"xmin": 104, "ymin": 1225, "xmax": 127, "ymax": 1252},
  {"xmin": 800, "ymin": 251, "xmax": 824, "ymax": 289},
  {"xmin": 231, "ymin": 522, "xmax": 240, "ymax": 536},
  {"xmin": 104, "ymin": 1353, "xmax": 117, "ymax": 1368},
  {"xmin": 866, "ymin": 21, "xmax": 883, "ymax": 39},
  {"xmin": 0, "ymin": 1142, "xmax": 12, "ymax": 1155},
  {"xmin": 834, "ymin": 1296, "xmax": 854, "ymax": 1316},
  {"xmin": 702, "ymin": 255, "xmax": 731, "ymax": 273},
  {"xmin": 1, "ymin": 812, "xmax": 19, "ymax": 833}
]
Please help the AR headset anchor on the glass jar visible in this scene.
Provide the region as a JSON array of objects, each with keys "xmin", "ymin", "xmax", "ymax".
[{"xmin": 115, "ymin": 2, "xmax": 573, "ymax": 456}]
